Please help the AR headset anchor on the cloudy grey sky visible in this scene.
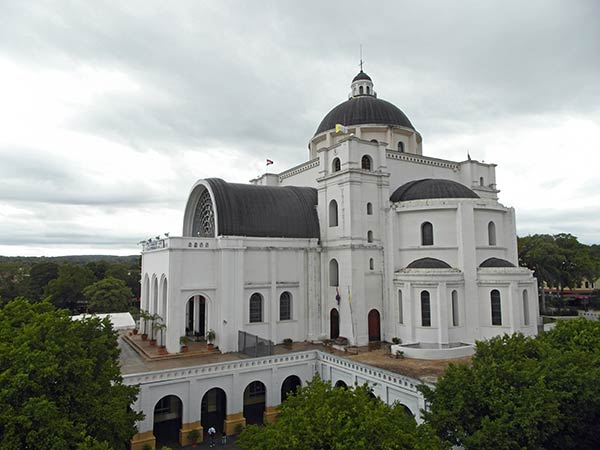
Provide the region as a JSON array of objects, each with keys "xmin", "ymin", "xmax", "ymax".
[{"xmin": 1, "ymin": 0, "xmax": 599, "ymax": 256}]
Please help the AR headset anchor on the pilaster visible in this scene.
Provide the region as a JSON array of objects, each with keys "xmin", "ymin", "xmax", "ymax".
[
  {"xmin": 224, "ymin": 413, "xmax": 246, "ymax": 435},
  {"xmin": 179, "ymin": 421, "xmax": 203, "ymax": 447},
  {"xmin": 130, "ymin": 431, "xmax": 155, "ymax": 450}
]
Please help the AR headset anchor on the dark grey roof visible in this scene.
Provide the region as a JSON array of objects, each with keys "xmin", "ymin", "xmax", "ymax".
[
  {"xmin": 406, "ymin": 257, "xmax": 452, "ymax": 269},
  {"xmin": 315, "ymin": 96, "xmax": 414, "ymax": 135},
  {"xmin": 352, "ymin": 70, "xmax": 372, "ymax": 82},
  {"xmin": 480, "ymin": 257, "xmax": 515, "ymax": 268},
  {"xmin": 205, "ymin": 178, "xmax": 320, "ymax": 239},
  {"xmin": 390, "ymin": 179, "xmax": 480, "ymax": 202}
]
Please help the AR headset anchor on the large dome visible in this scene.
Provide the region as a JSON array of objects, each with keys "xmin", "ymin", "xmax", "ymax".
[
  {"xmin": 390, "ymin": 179, "xmax": 480, "ymax": 202},
  {"xmin": 315, "ymin": 96, "xmax": 415, "ymax": 136}
]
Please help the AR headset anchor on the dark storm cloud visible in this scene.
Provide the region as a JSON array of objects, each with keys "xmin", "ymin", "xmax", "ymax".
[{"xmin": 3, "ymin": 0, "xmax": 597, "ymax": 159}]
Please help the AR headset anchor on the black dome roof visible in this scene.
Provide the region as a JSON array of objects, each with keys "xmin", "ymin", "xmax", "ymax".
[
  {"xmin": 407, "ymin": 257, "xmax": 452, "ymax": 269},
  {"xmin": 315, "ymin": 96, "xmax": 415, "ymax": 136},
  {"xmin": 390, "ymin": 179, "xmax": 480, "ymax": 202},
  {"xmin": 480, "ymin": 257, "xmax": 515, "ymax": 268},
  {"xmin": 352, "ymin": 70, "xmax": 372, "ymax": 82}
]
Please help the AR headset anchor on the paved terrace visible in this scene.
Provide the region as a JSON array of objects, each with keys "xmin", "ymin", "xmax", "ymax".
[{"xmin": 118, "ymin": 334, "xmax": 470, "ymax": 383}]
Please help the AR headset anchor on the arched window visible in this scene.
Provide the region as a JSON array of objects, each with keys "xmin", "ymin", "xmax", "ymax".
[
  {"xmin": 491, "ymin": 290, "xmax": 502, "ymax": 326},
  {"xmin": 398, "ymin": 141, "xmax": 405, "ymax": 152},
  {"xmin": 369, "ymin": 258, "xmax": 374, "ymax": 270},
  {"xmin": 366, "ymin": 86, "xmax": 370, "ymax": 94},
  {"xmin": 280, "ymin": 291, "xmax": 292, "ymax": 321},
  {"xmin": 329, "ymin": 200, "xmax": 338, "ymax": 227},
  {"xmin": 480, "ymin": 177, "xmax": 484, "ymax": 186},
  {"xmin": 421, "ymin": 222, "xmax": 433, "ymax": 246},
  {"xmin": 249, "ymin": 293, "xmax": 263, "ymax": 323},
  {"xmin": 329, "ymin": 259, "xmax": 339, "ymax": 287},
  {"xmin": 451, "ymin": 290, "xmax": 459, "ymax": 327},
  {"xmin": 332, "ymin": 157, "xmax": 341, "ymax": 172},
  {"xmin": 421, "ymin": 291, "xmax": 431, "ymax": 327},
  {"xmin": 522, "ymin": 290, "xmax": 530, "ymax": 326},
  {"xmin": 367, "ymin": 230, "xmax": 373, "ymax": 242},
  {"xmin": 366, "ymin": 202, "xmax": 373, "ymax": 215},
  {"xmin": 398, "ymin": 290, "xmax": 403, "ymax": 324},
  {"xmin": 359, "ymin": 86, "xmax": 364, "ymax": 95},
  {"xmin": 361, "ymin": 155, "xmax": 372, "ymax": 171},
  {"xmin": 488, "ymin": 221, "xmax": 496, "ymax": 246}
]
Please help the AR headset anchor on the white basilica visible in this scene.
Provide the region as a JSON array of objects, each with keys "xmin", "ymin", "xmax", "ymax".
[{"xmin": 140, "ymin": 69, "xmax": 538, "ymax": 357}]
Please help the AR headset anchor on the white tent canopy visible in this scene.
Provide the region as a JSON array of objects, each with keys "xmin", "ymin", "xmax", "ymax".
[{"xmin": 71, "ymin": 312, "xmax": 136, "ymax": 330}]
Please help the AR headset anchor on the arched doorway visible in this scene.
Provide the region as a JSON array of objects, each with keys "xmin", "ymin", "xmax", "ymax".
[
  {"xmin": 334, "ymin": 380, "xmax": 348, "ymax": 389},
  {"xmin": 330, "ymin": 308, "xmax": 340, "ymax": 339},
  {"xmin": 398, "ymin": 403, "xmax": 414, "ymax": 417},
  {"xmin": 243, "ymin": 381, "xmax": 266, "ymax": 425},
  {"xmin": 201, "ymin": 388, "xmax": 227, "ymax": 434},
  {"xmin": 153, "ymin": 395, "xmax": 183, "ymax": 447},
  {"xmin": 186, "ymin": 295, "xmax": 206, "ymax": 338},
  {"xmin": 281, "ymin": 375, "xmax": 301, "ymax": 402},
  {"xmin": 368, "ymin": 309, "xmax": 381, "ymax": 341}
]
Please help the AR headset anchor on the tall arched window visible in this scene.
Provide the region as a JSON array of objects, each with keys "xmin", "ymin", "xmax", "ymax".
[
  {"xmin": 366, "ymin": 86, "xmax": 370, "ymax": 94},
  {"xmin": 491, "ymin": 290, "xmax": 502, "ymax": 326},
  {"xmin": 421, "ymin": 291, "xmax": 431, "ymax": 327},
  {"xmin": 249, "ymin": 293, "xmax": 263, "ymax": 323},
  {"xmin": 329, "ymin": 259, "xmax": 339, "ymax": 287},
  {"xmin": 421, "ymin": 222, "xmax": 433, "ymax": 246},
  {"xmin": 361, "ymin": 155, "xmax": 372, "ymax": 171},
  {"xmin": 329, "ymin": 200, "xmax": 338, "ymax": 227},
  {"xmin": 451, "ymin": 290, "xmax": 459, "ymax": 326},
  {"xmin": 480, "ymin": 177, "xmax": 484, "ymax": 186},
  {"xmin": 398, "ymin": 290, "xmax": 403, "ymax": 324},
  {"xmin": 359, "ymin": 86, "xmax": 364, "ymax": 95},
  {"xmin": 366, "ymin": 202, "xmax": 373, "ymax": 215},
  {"xmin": 398, "ymin": 141, "xmax": 404, "ymax": 152},
  {"xmin": 522, "ymin": 290, "xmax": 530, "ymax": 326},
  {"xmin": 332, "ymin": 157, "xmax": 341, "ymax": 172},
  {"xmin": 280, "ymin": 291, "xmax": 292, "ymax": 321},
  {"xmin": 369, "ymin": 258, "xmax": 374, "ymax": 270},
  {"xmin": 367, "ymin": 230, "xmax": 373, "ymax": 242},
  {"xmin": 488, "ymin": 221, "xmax": 496, "ymax": 246}
]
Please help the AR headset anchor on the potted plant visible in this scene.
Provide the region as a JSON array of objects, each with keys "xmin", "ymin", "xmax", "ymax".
[
  {"xmin": 206, "ymin": 329, "xmax": 216, "ymax": 350},
  {"xmin": 283, "ymin": 338, "xmax": 293, "ymax": 349},
  {"xmin": 149, "ymin": 313, "xmax": 162, "ymax": 346},
  {"xmin": 391, "ymin": 337, "xmax": 401, "ymax": 345},
  {"xmin": 180, "ymin": 336, "xmax": 189, "ymax": 353},
  {"xmin": 187, "ymin": 428, "xmax": 201, "ymax": 447}
]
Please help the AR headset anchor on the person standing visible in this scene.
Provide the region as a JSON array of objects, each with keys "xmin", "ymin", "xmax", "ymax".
[
  {"xmin": 221, "ymin": 430, "xmax": 227, "ymax": 445},
  {"xmin": 207, "ymin": 426, "xmax": 216, "ymax": 448}
]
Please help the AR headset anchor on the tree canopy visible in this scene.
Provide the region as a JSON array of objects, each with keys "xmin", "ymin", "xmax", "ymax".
[
  {"xmin": 420, "ymin": 319, "xmax": 600, "ymax": 450},
  {"xmin": 45, "ymin": 265, "xmax": 96, "ymax": 311},
  {"xmin": 238, "ymin": 376, "xmax": 446, "ymax": 450},
  {"xmin": 0, "ymin": 298, "xmax": 142, "ymax": 449},
  {"xmin": 518, "ymin": 233, "xmax": 600, "ymax": 311},
  {"xmin": 83, "ymin": 276, "xmax": 133, "ymax": 313}
]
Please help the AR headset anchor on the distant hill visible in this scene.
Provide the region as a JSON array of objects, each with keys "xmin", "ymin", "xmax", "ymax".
[{"xmin": 0, "ymin": 255, "xmax": 140, "ymax": 266}]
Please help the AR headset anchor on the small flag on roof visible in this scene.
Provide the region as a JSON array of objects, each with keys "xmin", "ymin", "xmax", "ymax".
[
  {"xmin": 335, "ymin": 123, "xmax": 349, "ymax": 134},
  {"xmin": 266, "ymin": 159, "xmax": 274, "ymax": 166}
]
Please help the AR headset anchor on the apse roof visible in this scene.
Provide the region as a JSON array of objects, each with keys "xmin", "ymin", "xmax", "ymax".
[
  {"xmin": 406, "ymin": 257, "xmax": 452, "ymax": 269},
  {"xmin": 205, "ymin": 178, "xmax": 320, "ymax": 239},
  {"xmin": 479, "ymin": 257, "xmax": 516, "ymax": 268},
  {"xmin": 315, "ymin": 96, "xmax": 414, "ymax": 135},
  {"xmin": 390, "ymin": 179, "xmax": 480, "ymax": 202}
]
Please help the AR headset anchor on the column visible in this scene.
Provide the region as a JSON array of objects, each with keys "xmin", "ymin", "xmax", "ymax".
[
  {"xmin": 224, "ymin": 373, "xmax": 246, "ymax": 435},
  {"xmin": 437, "ymin": 282, "xmax": 449, "ymax": 344},
  {"xmin": 263, "ymin": 367, "xmax": 279, "ymax": 423},
  {"xmin": 193, "ymin": 295, "xmax": 200, "ymax": 334}
]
